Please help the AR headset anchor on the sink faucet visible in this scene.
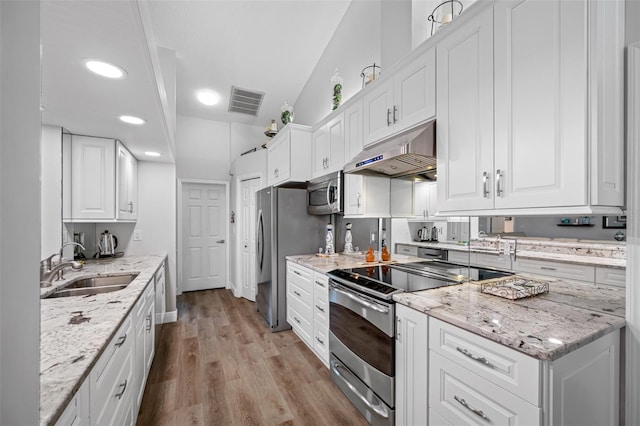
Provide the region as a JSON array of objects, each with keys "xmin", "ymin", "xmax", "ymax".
[{"xmin": 40, "ymin": 243, "xmax": 85, "ymax": 287}]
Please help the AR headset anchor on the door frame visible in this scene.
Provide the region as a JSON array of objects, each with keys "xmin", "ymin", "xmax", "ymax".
[
  {"xmin": 177, "ymin": 178, "xmax": 230, "ymax": 295},
  {"xmin": 234, "ymin": 171, "xmax": 263, "ymax": 298}
]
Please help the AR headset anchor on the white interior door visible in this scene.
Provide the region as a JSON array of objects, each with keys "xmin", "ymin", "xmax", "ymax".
[
  {"xmin": 181, "ymin": 182, "xmax": 227, "ymax": 292},
  {"xmin": 240, "ymin": 178, "xmax": 260, "ymax": 301}
]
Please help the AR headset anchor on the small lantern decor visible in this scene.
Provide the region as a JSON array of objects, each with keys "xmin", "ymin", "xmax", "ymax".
[
  {"xmin": 331, "ymin": 68, "xmax": 343, "ymax": 110},
  {"xmin": 280, "ymin": 100, "xmax": 294, "ymax": 125},
  {"xmin": 264, "ymin": 119, "xmax": 278, "ymax": 138},
  {"xmin": 428, "ymin": 0, "xmax": 463, "ymax": 36},
  {"xmin": 360, "ymin": 63, "xmax": 381, "ymax": 88}
]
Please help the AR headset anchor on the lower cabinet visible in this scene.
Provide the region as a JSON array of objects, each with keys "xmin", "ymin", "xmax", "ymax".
[
  {"xmin": 56, "ymin": 380, "xmax": 89, "ymax": 426},
  {"xmin": 286, "ymin": 261, "xmax": 330, "ymax": 367},
  {"xmin": 396, "ymin": 304, "xmax": 428, "ymax": 426},
  {"xmin": 133, "ymin": 281, "xmax": 155, "ymax": 416},
  {"xmin": 396, "ymin": 310, "xmax": 620, "ymax": 426}
]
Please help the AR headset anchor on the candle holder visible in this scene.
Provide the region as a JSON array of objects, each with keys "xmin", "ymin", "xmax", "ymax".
[{"xmin": 428, "ymin": 0, "xmax": 463, "ymax": 36}]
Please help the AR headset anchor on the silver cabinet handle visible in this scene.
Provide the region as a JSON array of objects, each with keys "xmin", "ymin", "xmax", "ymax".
[
  {"xmin": 332, "ymin": 362, "xmax": 390, "ymax": 419},
  {"xmin": 496, "ymin": 169, "xmax": 504, "ymax": 197},
  {"xmin": 294, "ymin": 290, "xmax": 301, "ymax": 297},
  {"xmin": 315, "ymin": 280, "xmax": 325, "ymax": 287},
  {"xmin": 146, "ymin": 314, "xmax": 152, "ymax": 332},
  {"xmin": 456, "ymin": 347, "xmax": 494, "ymax": 368},
  {"xmin": 293, "ymin": 317, "xmax": 301, "ymax": 324},
  {"xmin": 217, "ymin": 239, "xmax": 225, "ymax": 244},
  {"xmin": 331, "ymin": 286, "xmax": 389, "ymax": 313},
  {"xmin": 454, "ymin": 395, "xmax": 491, "ymax": 422},
  {"xmin": 115, "ymin": 379, "xmax": 128, "ymax": 400},
  {"xmin": 316, "ymin": 336, "xmax": 325, "ymax": 345},
  {"xmin": 293, "ymin": 270, "xmax": 302, "ymax": 277},
  {"xmin": 396, "ymin": 317, "xmax": 401, "ymax": 342},
  {"xmin": 357, "ymin": 193, "xmax": 361, "ymax": 208},
  {"xmin": 387, "ymin": 108, "xmax": 392, "ymax": 126},
  {"xmin": 483, "ymin": 171, "xmax": 490, "ymax": 198},
  {"xmin": 540, "ymin": 266, "xmax": 557, "ymax": 271},
  {"xmin": 128, "ymin": 201, "xmax": 134, "ymax": 213},
  {"xmin": 315, "ymin": 304, "xmax": 325, "ymax": 312},
  {"xmin": 393, "ymin": 105, "xmax": 398, "ymax": 123},
  {"xmin": 115, "ymin": 334, "xmax": 127, "ymax": 348}
]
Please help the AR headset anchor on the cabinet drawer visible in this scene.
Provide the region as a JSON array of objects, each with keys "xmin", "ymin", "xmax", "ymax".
[
  {"xmin": 313, "ymin": 322, "xmax": 330, "ymax": 366},
  {"xmin": 56, "ymin": 379, "xmax": 89, "ymax": 426},
  {"xmin": 396, "ymin": 244, "xmax": 418, "ymax": 256},
  {"xmin": 447, "ymin": 250, "xmax": 474, "ymax": 265},
  {"xmin": 476, "ymin": 252, "xmax": 512, "ymax": 271},
  {"xmin": 288, "ymin": 263, "xmax": 312, "ymax": 287},
  {"xmin": 512, "ymin": 258, "xmax": 595, "ymax": 283},
  {"xmin": 429, "ymin": 318, "xmax": 540, "ymax": 405},
  {"xmin": 595, "ymin": 267, "xmax": 626, "ymax": 287},
  {"xmin": 313, "ymin": 273, "xmax": 329, "ymax": 295},
  {"xmin": 93, "ymin": 315, "xmax": 132, "ymax": 380},
  {"xmin": 288, "ymin": 279, "xmax": 312, "ymax": 312},
  {"xmin": 314, "ymin": 290, "xmax": 329, "ymax": 327},
  {"xmin": 288, "ymin": 303, "xmax": 312, "ymax": 345},
  {"xmin": 430, "ymin": 351, "xmax": 540, "ymax": 426}
]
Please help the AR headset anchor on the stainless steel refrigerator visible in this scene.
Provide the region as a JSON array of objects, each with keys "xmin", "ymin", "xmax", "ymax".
[{"xmin": 256, "ymin": 186, "xmax": 326, "ymax": 332}]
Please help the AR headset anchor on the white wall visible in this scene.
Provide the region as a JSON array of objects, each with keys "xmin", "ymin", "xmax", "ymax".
[
  {"xmin": 294, "ymin": 0, "xmax": 382, "ymax": 125},
  {"xmin": 0, "ymin": 1, "xmax": 41, "ymax": 423},
  {"xmin": 381, "ymin": 0, "xmax": 412, "ymax": 68},
  {"xmin": 158, "ymin": 46, "xmax": 177, "ymax": 159},
  {"xmin": 41, "ymin": 125, "xmax": 62, "ymax": 258}
]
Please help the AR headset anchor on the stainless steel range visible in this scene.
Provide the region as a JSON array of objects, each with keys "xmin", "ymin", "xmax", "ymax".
[{"xmin": 326, "ymin": 261, "xmax": 512, "ymax": 425}]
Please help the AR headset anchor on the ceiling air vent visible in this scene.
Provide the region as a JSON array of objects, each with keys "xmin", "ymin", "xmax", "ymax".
[{"xmin": 228, "ymin": 86, "xmax": 264, "ymax": 116}]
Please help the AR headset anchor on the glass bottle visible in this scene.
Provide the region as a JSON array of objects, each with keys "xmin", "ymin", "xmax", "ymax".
[
  {"xmin": 381, "ymin": 245, "xmax": 390, "ymax": 261},
  {"xmin": 366, "ymin": 247, "xmax": 375, "ymax": 262},
  {"xmin": 331, "ymin": 68, "xmax": 343, "ymax": 110}
]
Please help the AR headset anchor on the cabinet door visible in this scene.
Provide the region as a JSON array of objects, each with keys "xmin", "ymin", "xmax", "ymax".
[
  {"xmin": 396, "ymin": 304, "xmax": 428, "ymax": 426},
  {"xmin": 344, "ymin": 100, "xmax": 363, "ymax": 162},
  {"xmin": 326, "ymin": 113, "xmax": 345, "ymax": 172},
  {"xmin": 71, "ymin": 136, "xmax": 116, "ymax": 220},
  {"xmin": 362, "ymin": 176, "xmax": 391, "ymax": 217},
  {"xmin": 413, "ymin": 181, "xmax": 430, "ymax": 218},
  {"xmin": 393, "ymin": 47, "xmax": 436, "ymax": 133},
  {"xmin": 390, "ymin": 179, "xmax": 414, "ymax": 217},
  {"xmin": 362, "ymin": 79, "xmax": 394, "ymax": 146},
  {"xmin": 344, "ymin": 174, "xmax": 364, "ymax": 216},
  {"xmin": 311, "ymin": 126, "xmax": 328, "ymax": 178},
  {"xmin": 494, "ymin": 0, "xmax": 588, "ymax": 209},
  {"xmin": 117, "ymin": 142, "xmax": 137, "ymax": 220},
  {"xmin": 425, "ymin": 182, "xmax": 438, "ymax": 219},
  {"xmin": 267, "ymin": 133, "xmax": 290, "ymax": 186},
  {"xmin": 436, "ymin": 8, "xmax": 494, "ymax": 213}
]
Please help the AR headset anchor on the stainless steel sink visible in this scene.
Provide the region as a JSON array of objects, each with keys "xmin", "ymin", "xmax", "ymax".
[{"xmin": 45, "ymin": 273, "xmax": 139, "ymax": 298}]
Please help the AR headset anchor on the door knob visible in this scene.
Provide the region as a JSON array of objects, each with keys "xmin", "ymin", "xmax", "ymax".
[{"xmin": 217, "ymin": 239, "xmax": 225, "ymax": 244}]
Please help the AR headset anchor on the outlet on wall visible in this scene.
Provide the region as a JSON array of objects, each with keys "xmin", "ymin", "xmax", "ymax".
[{"xmin": 133, "ymin": 230, "xmax": 143, "ymax": 241}]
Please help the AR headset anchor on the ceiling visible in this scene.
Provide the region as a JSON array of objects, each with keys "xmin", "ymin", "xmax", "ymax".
[{"xmin": 41, "ymin": 0, "xmax": 351, "ymax": 162}]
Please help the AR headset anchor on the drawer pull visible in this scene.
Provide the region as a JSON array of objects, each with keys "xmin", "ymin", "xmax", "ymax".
[
  {"xmin": 146, "ymin": 314, "xmax": 152, "ymax": 332},
  {"xmin": 316, "ymin": 336, "xmax": 325, "ymax": 345},
  {"xmin": 540, "ymin": 266, "xmax": 557, "ymax": 271},
  {"xmin": 293, "ymin": 270, "xmax": 302, "ymax": 277},
  {"xmin": 294, "ymin": 290, "xmax": 301, "ymax": 297},
  {"xmin": 294, "ymin": 317, "xmax": 301, "ymax": 324},
  {"xmin": 456, "ymin": 347, "xmax": 494, "ymax": 369},
  {"xmin": 454, "ymin": 395, "xmax": 491, "ymax": 422},
  {"xmin": 115, "ymin": 334, "xmax": 127, "ymax": 348},
  {"xmin": 315, "ymin": 304, "xmax": 325, "ymax": 313},
  {"xmin": 315, "ymin": 280, "xmax": 325, "ymax": 287},
  {"xmin": 115, "ymin": 379, "xmax": 128, "ymax": 400}
]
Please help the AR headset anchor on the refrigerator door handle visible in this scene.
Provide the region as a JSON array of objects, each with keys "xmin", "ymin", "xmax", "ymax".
[{"xmin": 257, "ymin": 209, "xmax": 264, "ymax": 271}]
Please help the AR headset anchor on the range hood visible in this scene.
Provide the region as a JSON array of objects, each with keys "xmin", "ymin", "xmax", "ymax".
[{"xmin": 344, "ymin": 119, "xmax": 436, "ymax": 178}]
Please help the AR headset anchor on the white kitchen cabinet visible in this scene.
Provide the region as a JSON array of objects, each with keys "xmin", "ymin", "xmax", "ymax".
[
  {"xmin": 438, "ymin": 0, "xmax": 624, "ymax": 215},
  {"xmin": 344, "ymin": 99, "xmax": 363, "ymax": 163},
  {"xmin": 66, "ymin": 135, "xmax": 138, "ymax": 222},
  {"xmin": 395, "ymin": 244, "xmax": 418, "ymax": 257},
  {"xmin": 311, "ymin": 113, "xmax": 345, "ymax": 179},
  {"xmin": 69, "ymin": 136, "xmax": 116, "ymax": 221},
  {"xmin": 396, "ymin": 304, "xmax": 428, "ymax": 426},
  {"xmin": 447, "ymin": 250, "xmax": 473, "ymax": 265},
  {"xmin": 595, "ymin": 266, "xmax": 626, "ymax": 288},
  {"xmin": 411, "ymin": 181, "xmax": 440, "ymax": 221},
  {"xmin": 133, "ymin": 281, "xmax": 155, "ymax": 417},
  {"xmin": 363, "ymin": 47, "xmax": 436, "ymax": 147},
  {"xmin": 344, "ymin": 175, "xmax": 391, "ymax": 218},
  {"xmin": 512, "ymin": 258, "xmax": 595, "ymax": 284},
  {"xmin": 312, "ymin": 272, "xmax": 330, "ymax": 368},
  {"xmin": 154, "ymin": 261, "xmax": 166, "ymax": 325},
  {"xmin": 55, "ymin": 379, "xmax": 89, "ymax": 426},
  {"xmin": 116, "ymin": 141, "xmax": 138, "ymax": 220},
  {"xmin": 267, "ymin": 124, "xmax": 312, "ymax": 187},
  {"xmin": 390, "ymin": 179, "xmax": 414, "ymax": 217}
]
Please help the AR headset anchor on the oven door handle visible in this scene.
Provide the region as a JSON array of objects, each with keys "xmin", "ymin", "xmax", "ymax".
[
  {"xmin": 332, "ymin": 363, "xmax": 390, "ymax": 419},
  {"xmin": 331, "ymin": 287, "xmax": 389, "ymax": 313}
]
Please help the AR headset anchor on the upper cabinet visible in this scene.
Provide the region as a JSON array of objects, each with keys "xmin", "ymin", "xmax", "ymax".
[
  {"xmin": 311, "ymin": 113, "xmax": 345, "ymax": 179},
  {"xmin": 437, "ymin": 0, "xmax": 624, "ymax": 215},
  {"xmin": 363, "ymin": 47, "xmax": 436, "ymax": 147},
  {"xmin": 344, "ymin": 175, "xmax": 391, "ymax": 218},
  {"xmin": 344, "ymin": 99, "xmax": 363, "ymax": 163},
  {"xmin": 267, "ymin": 124, "xmax": 312, "ymax": 187},
  {"xmin": 64, "ymin": 135, "xmax": 138, "ymax": 222}
]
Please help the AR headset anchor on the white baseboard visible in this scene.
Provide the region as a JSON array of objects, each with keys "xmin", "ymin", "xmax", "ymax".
[{"xmin": 163, "ymin": 310, "xmax": 177, "ymax": 323}]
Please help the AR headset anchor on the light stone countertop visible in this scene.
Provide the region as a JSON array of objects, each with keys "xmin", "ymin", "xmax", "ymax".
[
  {"xmin": 286, "ymin": 252, "xmax": 423, "ymax": 274},
  {"xmin": 393, "ymin": 278, "xmax": 625, "ymax": 361},
  {"xmin": 40, "ymin": 255, "xmax": 166, "ymax": 426}
]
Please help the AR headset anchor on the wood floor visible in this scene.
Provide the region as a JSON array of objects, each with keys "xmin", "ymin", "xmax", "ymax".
[{"xmin": 136, "ymin": 289, "xmax": 369, "ymax": 426}]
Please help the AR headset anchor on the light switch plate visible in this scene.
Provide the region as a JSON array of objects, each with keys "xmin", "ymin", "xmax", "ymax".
[{"xmin": 133, "ymin": 230, "xmax": 142, "ymax": 241}]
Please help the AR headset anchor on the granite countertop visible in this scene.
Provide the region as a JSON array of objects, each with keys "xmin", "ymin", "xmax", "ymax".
[
  {"xmin": 394, "ymin": 277, "xmax": 625, "ymax": 361},
  {"xmin": 40, "ymin": 255, "xmax": 166, "ymax": 426},
  {"xmin": 286, "ymin": 252, "xmax": 423, "ymax": 274},
  {"xmin": 399, "ymin": 239, "xmax": 626, "ymax": 268}
]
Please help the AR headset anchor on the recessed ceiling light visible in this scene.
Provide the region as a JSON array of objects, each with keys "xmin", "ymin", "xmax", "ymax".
[
  {"xmin": 144, "ymin": 151, "xmax": 162, "ymax": 157},
  {"xmin": 84, "ymin": 59, "xmax": 127, "ymax": 79},
  {"xmin": 119, "ymin": 115, "xmax": 146, "ymax": 125},
  {"xmin": 197, "ymin": 90, "xmax": 220, "ymax": 106}
]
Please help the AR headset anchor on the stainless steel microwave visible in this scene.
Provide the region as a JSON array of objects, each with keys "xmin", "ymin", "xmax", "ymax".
[{"xmin": 307, "ymin": 171, "xmax": 343, "ymax": 215}]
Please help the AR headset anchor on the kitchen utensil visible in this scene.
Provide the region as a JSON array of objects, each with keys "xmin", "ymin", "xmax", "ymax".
[
  {"xmin": 98, "ymin": 230, "xmax": 118, "ymax": 257},
  {"xmin": 431, "ymin": 226, "xmax": 438, "ymax": 242},
  {"xmin": 417, "ymin": 226, "xmax": 430, "ymax": 241}
]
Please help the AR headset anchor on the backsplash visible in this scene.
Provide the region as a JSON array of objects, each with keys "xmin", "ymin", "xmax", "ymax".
[{"xmin": 471, "ymin": 237, "xmax": 626, "ymax": 261}]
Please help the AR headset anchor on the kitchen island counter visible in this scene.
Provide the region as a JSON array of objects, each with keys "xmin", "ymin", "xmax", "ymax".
[
  {"xmin": 394, "ymin": 277, "xmax": 625, "ymax": 361},
  {"xmin": 40, "ymin": 255, "xmax": 166, "ymax": 425},
  {"xmin": 286, "ymin": 252, "xmax": 422, "ymax": 274}
]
